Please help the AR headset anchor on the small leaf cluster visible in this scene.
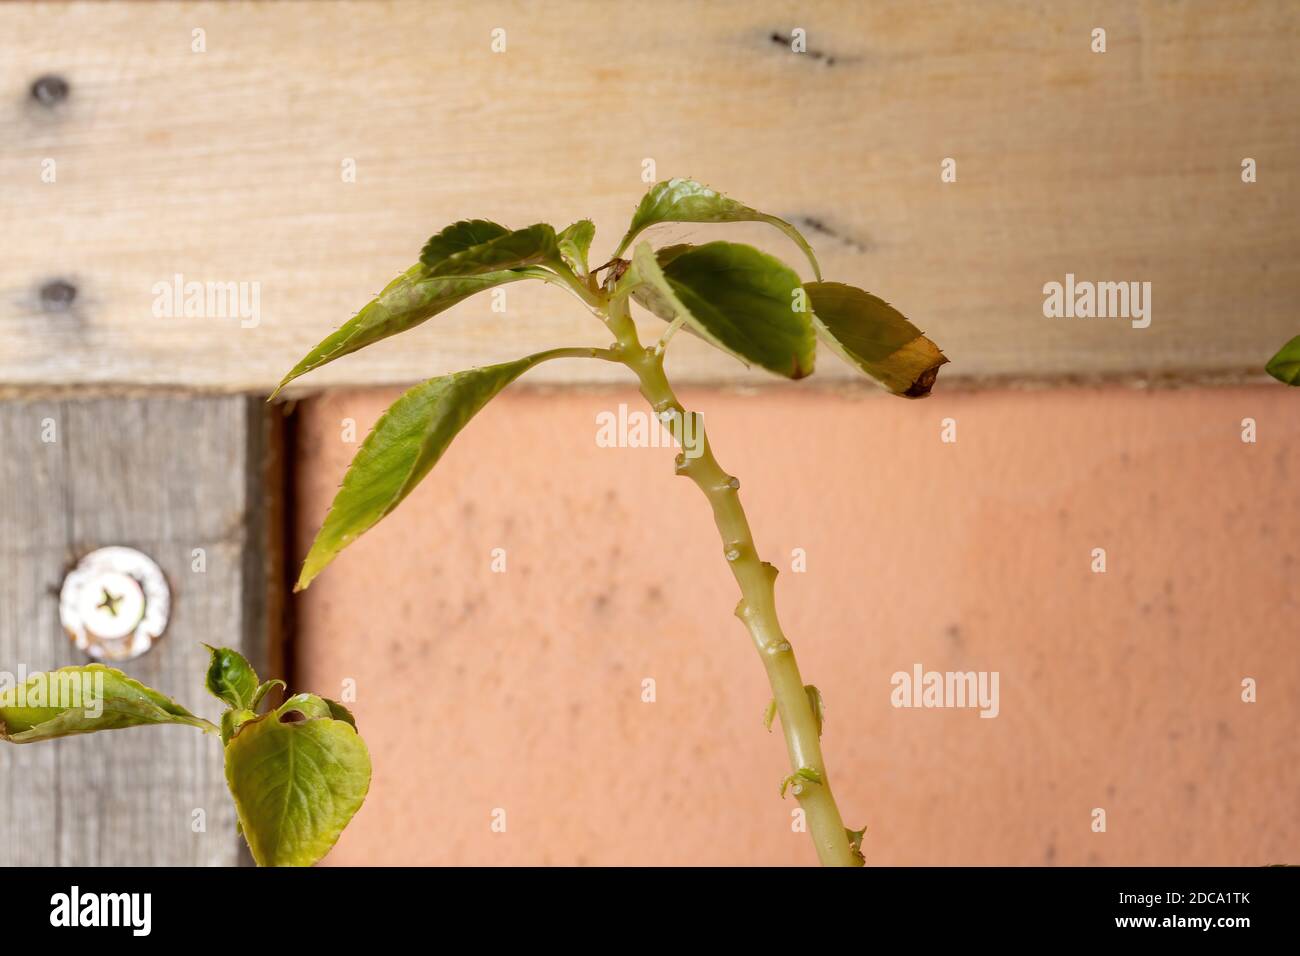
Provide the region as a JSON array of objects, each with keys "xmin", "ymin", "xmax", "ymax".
[
  {"xmin": 280, "ymin": 178, "xmax": 948, "ymax": 590},
  {"xmin": 204, "ymin": 647, "xmax": 370, "ymax": 867},
  {"xmin": 1, "ymin": 647, "xmax": 370, "ymax": 867}
]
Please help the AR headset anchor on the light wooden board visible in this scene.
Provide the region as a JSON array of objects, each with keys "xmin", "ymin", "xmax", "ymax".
[
  {"xmin": 0, "ymin": 396, "xmax": 280, "ymax": 865},
  {"xmin": 1, "ymin": 0, "xmax": 1297, "ymax": 390}
]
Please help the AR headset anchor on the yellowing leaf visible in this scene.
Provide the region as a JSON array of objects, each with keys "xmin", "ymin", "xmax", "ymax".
[
  {"xmin": 223, "ymin": 696, "xmax": 371, "ymax": 867},
  {"xmin": 806, "ymin": 281, "xmax": 947, "ymax": 397},
  {"xmin": 1, "ymin": 665, "xmax": 209, "ymax": 743}
]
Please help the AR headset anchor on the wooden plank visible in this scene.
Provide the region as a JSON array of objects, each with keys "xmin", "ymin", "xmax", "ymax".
[
  {"xmin": 1, "ymin": 0, "xmax": 1297, "ymax": 390},
  {"xmin": 0, "ymin": 395, "xmax": 280, "ymax": 865}
]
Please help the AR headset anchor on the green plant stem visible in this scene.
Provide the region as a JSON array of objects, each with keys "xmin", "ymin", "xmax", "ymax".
[
  {"xmin": 533, "ymin": 345, "xmax": 622, "ymax": 364},
  {"xmin": 605, "ymin": 295, "xmax": 861, "ymax": 867},
  {"xmin": 191, "ymin": 716, "xmax": 221, "ymax": 735}
]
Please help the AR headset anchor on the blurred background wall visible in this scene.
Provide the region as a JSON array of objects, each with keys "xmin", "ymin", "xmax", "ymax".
[
  {"xmin": 295, "ymin": 384, "xmax": 1299, "ymax": 865},
  {"xmin": 1, "ymin": 0, "xmax": 1297, "ymax": 865}
]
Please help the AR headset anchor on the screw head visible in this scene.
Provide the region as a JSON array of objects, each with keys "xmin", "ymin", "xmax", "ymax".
[{"xmin": 59, "ymin": 547, "xmax": 170, "ymax": 661}]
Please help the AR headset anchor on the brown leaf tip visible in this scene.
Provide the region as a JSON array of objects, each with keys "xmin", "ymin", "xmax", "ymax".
[{"xmin": 904, "ymin": 358, "xmax": 947, "ymax": 398}]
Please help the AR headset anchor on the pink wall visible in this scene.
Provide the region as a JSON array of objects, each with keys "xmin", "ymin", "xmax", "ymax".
[{"xmin": 293, "ymin": 384, "xmax": 1299, "ymax": 865}]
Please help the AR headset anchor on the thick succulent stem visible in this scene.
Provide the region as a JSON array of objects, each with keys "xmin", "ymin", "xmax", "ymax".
[{"xmin": 606, "ymin": 296, "xmax": 861, "ymax": 867}]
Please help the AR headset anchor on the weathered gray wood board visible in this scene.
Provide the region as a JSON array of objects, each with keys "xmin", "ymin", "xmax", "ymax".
[
  {"xmin": 0, "ymin": 396, "xmax": 279, "ymax": 865},
  {"xmin": 0, "ymin": 0, "xmax": 1297, "ymax": 390}
]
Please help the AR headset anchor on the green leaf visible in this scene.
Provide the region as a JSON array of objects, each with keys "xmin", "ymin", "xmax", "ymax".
[
  {"xmin": 805, "ymin": 281, "xmax": 948, "ymax": 397},
  {"xmin": 271, "ymin": 693, "xmax": 357, "ymax": 728},
  {"xmin": 557, "ymin": 219, "xmax": 596, "ymax": 276},
  {"xmin": 221, "ymin": 708, "xmax": 256, "ymax": 746},
  {"xmin": 629, "ymin": 241, "xmax": 816, "ymax": 379},
  {"xmin": 251, "ymin": 679, "xmax": 286, "ymax": 712},
  {"xmin": 223, "ymin": 695, "xmax": 371, "ymax": 867},
  {"xmin": 1266, "ymin": 334, "xmax": 1300, "ymax": 385},
  {"xmin": 297, "ymin": 350, "xmax": 568, "ymax": 590},
  {"xmin": 276, "ymin": 693, "xmax": 335, "ymax": 721},
  {"xmin": 651, "ymin": 243, "xmax": 693, "ymax": 269},
  {"xmin": 231, "ymin": 692, "xmax": 352, "ymax": 737},
  {"xmin": 614, "ymin": 178, "xmax": 822, "ymax": 280},
  {"xmin": 0, "ymin": 665, "xmax": 209, "ymax": 743},
  {"xmin": 273, "ymin": 693, "xmax": 355, "ymax": 728},
  {"xmin": 762, "ymin": 698, "xmax": 777, "ymax": 732},
  {"xmin": 203, "ymin": 645, "xmax": 258, "ymax": 710},
  {"xmin": 324, "ymin": 698, "xmax": 357, "ymax": 728},
  {"xmin": 419, "ymin": 219, "xmax": 509, "ymax": 271},
  {"xmin": 422, "ymin": 223, "xmax": 559, "ymax": 278},
  {"xmin": 272, "ymin": 264, "xmax": 541, "ymax": 397}
]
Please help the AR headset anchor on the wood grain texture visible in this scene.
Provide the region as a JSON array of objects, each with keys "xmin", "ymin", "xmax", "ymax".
[
  {"xmin": 1, "ymin": 0, "xmax": 1297, "ymax": 390},
  {"xmin": 0, "ymin": 396, "xmax": 280, "ymax": 865}
]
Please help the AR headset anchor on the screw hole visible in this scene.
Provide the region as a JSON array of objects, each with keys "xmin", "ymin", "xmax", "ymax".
[
  {"xmin": 30, "ymin": 74, "xmax": 70, "ymax": 107},
  {"xmin": 40, "ymin": 279, "xmax": 77, "ymax": 312}
]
